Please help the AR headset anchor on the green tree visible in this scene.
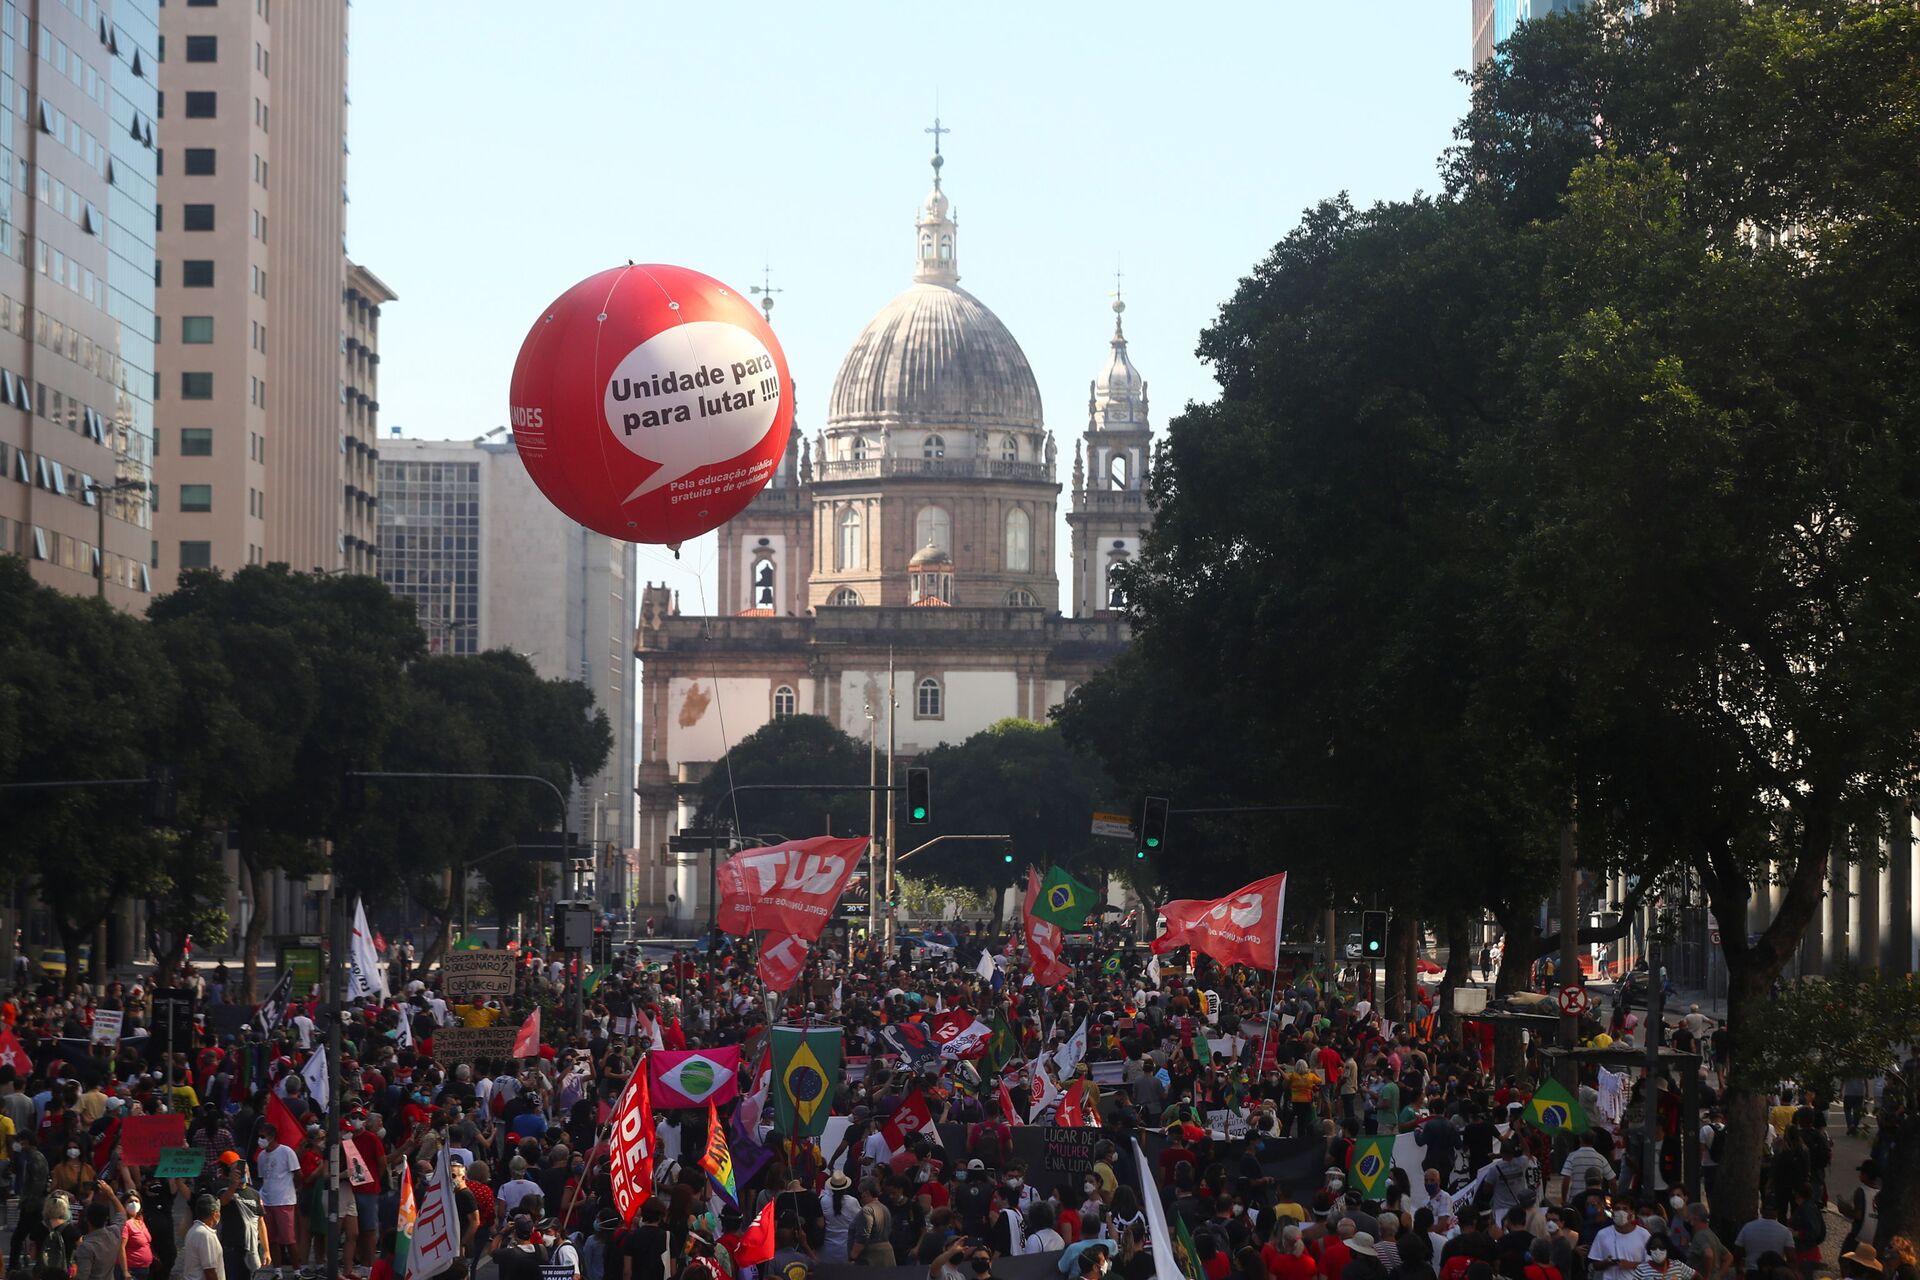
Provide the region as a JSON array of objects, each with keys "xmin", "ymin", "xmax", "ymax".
[
  {"xmin": 908, "ymin": 719, "xmax": 1119, "ymax": 930},
  {"xmin": 0, "ymin": 558, "xmax": 179, "ymax": 988},
  {"xmin": 691, "ymin": 714, "xmax": 873, "ymax": 842},
  {"xmin": 147, "ymin": 565, "xmax": 426, "ymax": 999}
]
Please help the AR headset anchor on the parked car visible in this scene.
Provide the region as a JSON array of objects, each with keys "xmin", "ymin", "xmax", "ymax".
[{"xmin": 36, "ymin": 945, "xmax": 90, "ymax": 977}]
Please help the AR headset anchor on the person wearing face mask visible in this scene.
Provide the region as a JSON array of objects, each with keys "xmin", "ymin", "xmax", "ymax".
[
  {"xmin": 51, "ymin": 1138, "xmax": 96, "ymax": 1197},
  {"xmin": 121, "ymin": 1186, "xmax": 155, "ymax": 1280},
  {"xmin": 1588, "ymin": 1206, "xmax": 1651, "ymax": 1280},
  {"xmin": 1421, "ymin": 1171, "xmax": 1454, "ymax": 1225},
  {"xmin": 1631, "ymin": 1235, "xmax": 1694, "ymax": 1280},
  {"xmin": 253, "ymin": 1124, "xmax": 301, "ymax": 1264}
]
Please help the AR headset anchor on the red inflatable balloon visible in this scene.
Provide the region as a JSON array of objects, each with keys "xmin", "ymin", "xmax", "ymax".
[{"xmin": 509, "ymin": 264, "xmax": 793, "ymax": 545}]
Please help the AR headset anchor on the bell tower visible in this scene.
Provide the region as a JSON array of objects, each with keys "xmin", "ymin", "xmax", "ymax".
[
  {"xmin": 1066, "ymin": 287, "xmax": 1153, "ymax": 616},
  {"xmin": 715, "ymin": 270, "xmax": 813, "ymax": 615}
]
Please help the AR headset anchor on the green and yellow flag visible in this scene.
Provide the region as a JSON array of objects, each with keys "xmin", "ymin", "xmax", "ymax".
[
  {"xmin": 771, "ymin": 1023, "xmax": 842, "ymax": 1138},
  {"xmin": 1523, "ymin": 1077, "xmax": 1589, "ymax": 1135},
  {"xmin": 1171, "ymin": 1206, "xmax": 1205, "ymax": 1280},
  {"xmin": 986, "ymin": 1011, "xmax": 1019, "ymax": 1074},
  {"xmin": 1030, "ymin": 865, "xmax": 1097, "ymax": 930},
  {"xmin": 452, "ymin": 934, "xmax": 483, "ymax": 952},
  {"xmin": 1348, "ymin": 1134, "xmax": 1394, "ymax": 1199}
]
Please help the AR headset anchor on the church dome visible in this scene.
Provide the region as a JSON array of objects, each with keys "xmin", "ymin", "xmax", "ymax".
[
  {"xmin": 827, "ymin": 282, "xmax": 1044, "ymax": 434},
  {"xmin": 908, "ymin": 540, "xmax": 953, "ymax": 569}
]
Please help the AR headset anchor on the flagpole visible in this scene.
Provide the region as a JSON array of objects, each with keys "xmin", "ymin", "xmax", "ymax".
[
  {"xmin": 1259, "ymin": 906, "xmax": 1284, "ymax": 1074},
  {"xmin": 326, "ymin": 879, "xmax": 345, "ymax": 1280}
]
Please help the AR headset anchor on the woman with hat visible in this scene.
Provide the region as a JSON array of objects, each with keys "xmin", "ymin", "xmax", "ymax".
[
  {"xmin": 820, "ymin": 1171, "xmax": 861, "ymax": 1263},
  {"xmin": 1840, "ymin": 1245, "xmax": 1884, "ymax": 1280}
]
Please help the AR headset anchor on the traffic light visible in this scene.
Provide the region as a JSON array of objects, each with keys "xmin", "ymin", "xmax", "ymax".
[
  {"xmin": 1137, "ymin": 796, "xmax": 1169, "ymax": 859},
  {"xmin": 1002, "ymin": 851, "xmax": 1014, "ymax": 864},
  {"xmin": 906, "ymin": 767, "xmax": 931, "ymax": 824},
  {"xmin": 1361, "ymin": 910, "xmax": 1388, "ymax": 959}
]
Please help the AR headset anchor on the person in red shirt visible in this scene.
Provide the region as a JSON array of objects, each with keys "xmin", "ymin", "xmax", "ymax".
[
  {"xmin": 1266, "ymin": 1224, "xmax": 1319, "ymax": 1280},
  {"xmin": 1319, "ymin": 1222, "xmax": 1356, "ymax": 1280}
]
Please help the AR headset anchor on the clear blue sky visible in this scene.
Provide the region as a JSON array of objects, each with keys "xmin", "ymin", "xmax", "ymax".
[{"xmin": 346, "ymin": 3, "xmax": 1471, "ymax": 608}]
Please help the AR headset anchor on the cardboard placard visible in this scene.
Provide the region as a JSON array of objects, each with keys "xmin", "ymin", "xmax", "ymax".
[
  {"xmin": 429, "ymin": 1026, "xmax": 520, "ymax": 1064},
  {"xmin": 121, "ymin": 1114, "xmax": 188, "ymax": 1166},
  {"xmin": 155, "ymin": 1147, "xmax": 206, "ymax": 1178},
  {"xmin": 91, "ymin": 1009, "xmax": 123, "ymax": 1045},
  {"xmin": 443, "ymin": 950, "xmax": 515, "ymax": 1001}
]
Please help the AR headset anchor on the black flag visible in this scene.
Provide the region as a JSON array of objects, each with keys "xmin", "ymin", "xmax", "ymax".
[{"xmin": 255, "ymin": 968, "xmax": 295, "ymax": 1034}]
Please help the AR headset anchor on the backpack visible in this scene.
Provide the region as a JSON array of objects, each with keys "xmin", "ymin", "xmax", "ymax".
[
  {"xmin": 1707, "ymin": 1125, "xmax": 1726, "ymax": 1163},
  {"xmin": 967, "ymin": 1122, "xmax": 1008, "ymax": 1168}
]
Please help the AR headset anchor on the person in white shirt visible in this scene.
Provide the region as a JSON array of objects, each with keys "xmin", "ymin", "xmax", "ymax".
[
  {"xmin": 1590, "ymin": 1207, "xmax": 1652, "ymax": 1280},
  {"xmin": 290, "ymin": 1012, "xmax": 315, "ymax": 1050},
  {"xmin": 182, "ymin": 1195, "xmax": 225, "ymax": 1280},
  {"xmin": 1559, "ymin": 1135, "xmax": 1616, "ymax": 1203},
  {"xmin": 254, "ymin": 1127, "xmax": 302, "ymax": 1261},
  {"xmin": 497, "ymin": 1157, "xmax": 544, "ymax": 1214}
]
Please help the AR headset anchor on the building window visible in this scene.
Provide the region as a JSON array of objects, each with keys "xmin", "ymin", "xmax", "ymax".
[
  {"xmin": 916, "ymin": 677, "xmax": 943, "ymax": 719},
  {"xmin": 185, "ymin": 35, "xmax": 218, "ymax": 61},
  {"xmin": 826, "ymin": 587, "xmax": 863, "ymax": 607},
  {"xmin": 923, "ymin": 434, "xmax": 945, "ymax": 460},
  {"xmin": 179, "ymin": 484, "xmax": 212, "ymax": 513},
  {"xmin": 1005, "ymin": 508, "xmax": 1031, "ymax": 573},
  {"xmin": 1106, "ymin": 560, "xmax": 1128, "ymax": 609},
  {"xmin": 184, "ymin": 147, "xmax": 215, "ymax": 175},
  {"xmin": 184, "ymin": 91, "xmax": 217, "ymax": 118},
  {"xmin": 1109, "ymin": 453, "xmax": 1129, "ymax": 489},
  {"xmin": 181, "ymin": 316, "xmax": 213, "ymax": 344},
  {"xmin": 183, "ymin": 260, "xmax": 214, "ymax": 287},
  {"xmin": 1006, "ymin": 588, "xmax": 1038, "ymax": 607},
  {"xmin": 850, "ymin": 436, "xmax": 868, "ymax": 462},
  {"xmin": 183, "ymin": 203, "xmax": 215, "ymax": 231},
  {"xmin": 835, "ymin": 506, "xmax": 861, "ymax": 572},
  {"xmin": 1001, "ymin": 435, "xmax": 1021, "ymax": 462},
  {"xmin": 181, "ymin": 372, "xmax": 213, "ymax": 399},
  {"xmin": 179, "ymin": 540, "xmax": 212, "ymax": 568},
  {"xmin": 773, "ymin": 686, "xmax": 797, "ymax": 719},
  {"xmin": 913, "ymin": 505, "xmax": 950, "ymax": 554},
  {"xmin": 180, "ymin": 428, "xmax": 213, "ymax": 456}
]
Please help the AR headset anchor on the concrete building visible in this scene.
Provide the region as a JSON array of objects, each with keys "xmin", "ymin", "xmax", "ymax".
[
  {"xmin": 1472, "ymin": 0, "xmax": 1584, "ymax": 67},
  {"xmin": 632, "ymin": 141, "xmax": 1139, "ymax": 929},
  {"xmin": 340, "ymin": 261, "xmax": 391, "ymax": 575},
  {"xmin": 377, "ymin": 435, "xmax": 640, "ymax": 885},
  {"xmin": 152, "ymin": 0, "xmax": 365, "ymax": 587},
  {"xmin": 0, "ymin": 0, "xmax": 161, "ymax": 608}
]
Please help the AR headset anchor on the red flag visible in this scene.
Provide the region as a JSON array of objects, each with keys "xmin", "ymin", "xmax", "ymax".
[
  {"xmin": 998, "ymin": 1079, "xmax": 1018, "ymax": 1126},
  {"xmin": 511, "ymin": 1008, "xmax": 541, "ymax": 1059},
  {"xmin": 732, "ymin": 1198, "xmax": 777, "ymax": 1267},
  {"xmin": 881, "ymin": 1089, "xmax": 934, "ymax": 1155},
  {"xmin": 1055, "ymin": 1084, "xmax": 1084, "ymax": 1127},
  {"xmin": 930, "ymin": 1010, "xmax": 992, "ymax": 1060},
  {"xmin": 756, "ymin": 932, "xmax": 811, "ymax": 993},
  {"xmin": 606, "ymin": 1066, "xmax": 656, "ymax": 1224},
  {"xmin": 91, "ymin": 1115, "xmax": 121, "ymax": 1169},
  {"xmin": 1151, "ymin": 873, "xmax": 1288, "ymax": 970},
  {"xmin": 715, "ymin": 836, "xmax": 870, "ymax": 941},
  {"xmin": 1022, "ymin": 870, "xmax": 1072, "ymax": 986},
  {"xmin": 0, "ymin": 1026, "xmax": 27, "ymax": 1075},
  {"xmin": 266, "ymin": 1092, "xmax": 307, "ymax": 1149}
]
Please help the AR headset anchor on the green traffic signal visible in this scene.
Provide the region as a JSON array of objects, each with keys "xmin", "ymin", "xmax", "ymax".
[
  {"xmin": 1146, "ymin": 836, "xmax": 1160, "ymax": 848},
  {"xmin": 1002, "ymin": 852, "xmax": 1014, "ymax": 863},
  {"xmin": 912, "ymin": 805, "xmax": 928, "ymax": 820}
]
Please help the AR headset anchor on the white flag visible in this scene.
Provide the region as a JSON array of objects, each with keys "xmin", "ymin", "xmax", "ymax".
[
  {"xmin": 976, "ymin": 950, "xmax": 996, "ymax": 984},
  {"xmin": 406, "ymin": 1144, "xmax": 462, "ymax": 1280},
  {"xmin": 301, "ymin": 1044, "xmax": 331, "ymax": 1114},
  {"xmin": 1052, "ymin": 1017, "xmax": 1088, "ymax": 1078},
  {"xmin": 1027, "ymin": 1062, "xmax": 1060, "ymax": 1124},
  {"xmin": 346, "ymin": 897, "xmax": 388, "ymax": 1001},
  {"xmin": 395, "ymin": 1006, "xmax": 414, "ymax": 1049},
  {"xmin": 1134, "ymin": 1136, "xmax": 1185, "ymax": 1280},
  {"xmin": 832, "ymin": 979, "xmax": 843, "ymax": 1012},
  {"xmin": 1146, "ymin": 953, "xmax": 1161, "ymax": 989}
]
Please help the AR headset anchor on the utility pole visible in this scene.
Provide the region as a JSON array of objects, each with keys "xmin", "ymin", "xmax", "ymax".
[
  {"xmin": 325, "ymin": 872, "xmax": 345, "ymax": 1280},
  {"xmin": 866, "ymin": 702, "xmax": 878, "ymax": 949},
  {"xmin": 883, "ymin": 648, "xmax": 898, "ymax": 953},
  {"xmin": 1640, "ymin": 930, "xmax": 1666, "ymax": 1193},
  {"xmin": 1559, "ymin": 813, "xmax": 1582, "ymax": 1054}
]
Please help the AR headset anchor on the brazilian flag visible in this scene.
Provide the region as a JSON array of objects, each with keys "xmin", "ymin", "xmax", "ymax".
[
  {"xmin": 1031, "ymin": 865, "xmax": 1097, "ymax": 930},
  {"xmin": 1348, "ymin": 1134, "xmax": 1394, "ymax": 1199},
  {"xmin": 771, "ymin": 1024, "xmax": 842, "ymax": 1138},
  {"xmin": 1523, "ymin": 1077, "xmax": 1589, "ymax": 1135},
  {"xmin": 1101, "ymin": 954, "xmax": 1122, "ymax": 976},
  {"xmin": 986, "ymin": 1011, "xmax": 1018, "ymax": 1074}
]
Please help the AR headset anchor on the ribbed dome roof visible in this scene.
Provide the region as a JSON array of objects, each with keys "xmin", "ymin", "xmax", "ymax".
[{"xmin": 826, "ymin": 283, "xmax": 1044, "ymax": 433}]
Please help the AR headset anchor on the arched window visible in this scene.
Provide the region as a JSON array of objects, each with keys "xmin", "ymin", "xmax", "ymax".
[
  {"xmin": 1005, "ymin": 508, "xmax": 1031, "ymax": 573},
  {"xmin": 914, "ymin": 505, "xmax": 951, "ymax": 553},
  {"xmin": 1106, "ymin": 560, "xmax": 1127, "ymax": 609},
  {"xmin": 836, "ymin": 506, "xmax": 862, "ymax": 571},
  {"xmin": 923, "ymin": 434, "xmax": 946, "ymax": 460},
  {"xmin": 1006, "ymin": 588, "xmax": 1038, "ymax": 607},
  {"xmin": 851, "ymin": 436, "xmax": 868, "ymax": 462},
  {"xmin": 1108, "ymin": 453, "xmax": 1129, "ymax": 489},
  {"xmin": 939, "ymin": 234, "xmax": 953, "ymax": 261},
  {"xmin": 826, "ymin": 587, "xmax": 864, "ymax": 607},
  {"xmin": 772, "ymin": 685, "xmax": 797, "ymax": 718},
  {"xmin": 1001, "ymin": 435, "xmax": 1021, "ymax": 462},
  {"xmin": 920, "ymin": 233, "xmax": 934, "ymax": 262},
  {"xmin": 916, "ymin": 677, "xmax": 943, "ymax": 718}
]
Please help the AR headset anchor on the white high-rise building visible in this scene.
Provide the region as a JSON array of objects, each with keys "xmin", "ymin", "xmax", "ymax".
[{"xmin": 377, "ymin": 433, "xmax": 638, "ymax": 890}]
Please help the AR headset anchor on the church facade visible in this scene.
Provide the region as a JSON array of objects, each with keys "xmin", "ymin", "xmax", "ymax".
[{"xmin": 632, "ymin": 143, "xmax": 1155, "ymax": 924}]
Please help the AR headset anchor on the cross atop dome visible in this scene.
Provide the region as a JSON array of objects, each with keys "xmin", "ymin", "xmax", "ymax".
[{"xmin": 914, "ymin": 119, "xmax": 960, "ymax": 286}]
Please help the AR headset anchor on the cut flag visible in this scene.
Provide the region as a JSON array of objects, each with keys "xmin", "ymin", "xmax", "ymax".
[
  {"xmin": 699, "ymin": 1101, "xmax": 738, "ymax": 1207},
  {"xmin": 1021, "ymin": 869, "xmax": 1072, "ymax": 986},
  {"xmin": 511, "ymin": 1008, "xmax": 541, "ymax": 1059},
  {"xmin": 715, "ymin": 836, "xmax": 870, "ymax": 941},
  {"xmin": 648, "ymin": 1047, "xmax": 742, "ymax": 1110},
  {"xmin": 757, "ymin": 932, "xmax": 812, "ymax": 993},
  {"xmin": 1523, "ymin": 1077, "xmax": 1589, "ymax": 1135},
  {"xmin": 1152, "ymin": 872, "xmax": 1288, "ymax": 970},
  {"xmin": 1029, "ymin": 865, "xmax": 1097, "ymax": 931}
]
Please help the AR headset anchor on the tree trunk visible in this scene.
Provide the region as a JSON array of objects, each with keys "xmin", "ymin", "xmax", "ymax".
[
  {"xmin": 1400, "ymin": 918, "xmax": 1421, "ymax": 1016},
  {"xmin": 241, "ymin": 849, "xmax": 269, "ymax": 1004},
  {"xmin": 1386, "ymin": 912, "xmax": 1412, "ymax": 1022},
  {"xmin": 1492, "ymin": 904, "xmax": 1539, "ymax": 1079},
  {"xmin": 1713, "ymin": 964, "xmax": 1774, "ymax": 1232},
  {"xmin": 57, "ymin": 915, "xmax": 87, "ymax": 996},
  {"xmin": 1440, "ymin": 912, "xmax": 1472, "ymax": 1036}
]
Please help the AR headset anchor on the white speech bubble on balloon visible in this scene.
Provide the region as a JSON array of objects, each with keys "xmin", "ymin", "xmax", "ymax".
[{"xmin": 603, "ymin": 319, "xmax": 781, "ymax": 503}]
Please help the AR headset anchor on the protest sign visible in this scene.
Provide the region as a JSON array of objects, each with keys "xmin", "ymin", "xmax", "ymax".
[
  {"xmin": 122, "ymin": 1114, "xmax": 187, "ymax": 1166},
  {"xmin": 443, "ymin": 950, "xmax": 515, "ymax": 1001},
  {"xmin": 155, "ymin": 1147, "xmax": 206, "ymax": 1178},
  {"xmin": 429, "ymin": 1026, "xmax": 520, "ymax": 1064}
]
